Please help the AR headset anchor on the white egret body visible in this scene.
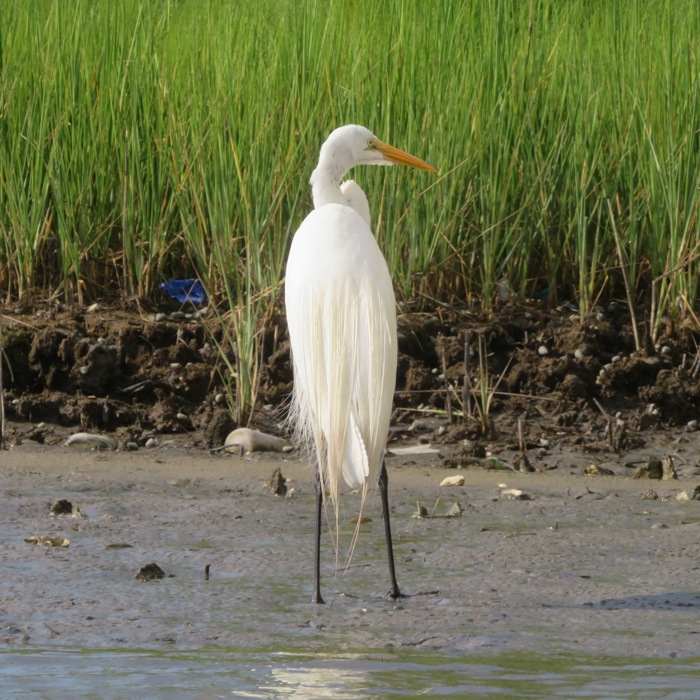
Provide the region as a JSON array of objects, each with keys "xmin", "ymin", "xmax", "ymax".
[{"xmin": 285, "ymin": 124, "xmax": 436, "ymax": 603}]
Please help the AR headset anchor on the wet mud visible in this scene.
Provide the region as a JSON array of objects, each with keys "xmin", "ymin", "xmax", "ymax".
[
  {"xmin": 2, "ymin": 440, "xmax": 700, "ymax": 658},
  {"xmin": 2, "ymin": 301, "xmax": 700, "ymax": 659}
]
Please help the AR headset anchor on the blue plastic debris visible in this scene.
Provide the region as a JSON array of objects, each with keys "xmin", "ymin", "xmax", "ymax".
[{"xmin": 160, "ymin": 279, "xmax": 208, "ymax": 305}]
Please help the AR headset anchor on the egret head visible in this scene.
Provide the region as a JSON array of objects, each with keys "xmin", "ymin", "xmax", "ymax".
[{"xmin": 315, "ymin": 124, "xmax": 436, "ymax": 181}]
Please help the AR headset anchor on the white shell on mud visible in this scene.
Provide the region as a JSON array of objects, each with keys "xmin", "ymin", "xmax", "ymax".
[
  {"xmin": 500, "ymin": 488, "xmax": 532, "ymax": 500},
  {"xmin": 24, "ymin": 535, "xmax": 70, "ymax": 547},
  {"xmin": 64, "ymin": 432, "xmax": 116, "ymax": 450},
  {"xmin": 224, "ymin": 428, "xmax": 291, "ymax": 455},
  {"xmin": 440, "ymin": 475, "xmax": 465, "ymax": 487}
]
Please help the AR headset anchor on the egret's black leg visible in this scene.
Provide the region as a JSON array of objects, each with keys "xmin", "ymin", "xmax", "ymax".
[
  {"xmin": 312, "ymin": 463, "xmax": 325, "ymax": 604},
  {"xmin": 378, "ymin": 460, "xmax": 402, "ymax": 599}
]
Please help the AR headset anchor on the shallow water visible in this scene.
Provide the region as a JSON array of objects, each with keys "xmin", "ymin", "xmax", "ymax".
[
  {"xmin": 4, "ymin": 448, "xmax": 700, "ymax": 697},
  {"xmin": 3, "ymin": 647, "xmax": 700, "ymax": 699}
]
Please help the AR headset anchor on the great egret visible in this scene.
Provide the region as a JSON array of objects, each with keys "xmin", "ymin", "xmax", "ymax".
[{"xmin": 285, "ymin": 124, "xmax": 436, "ymax": 603}]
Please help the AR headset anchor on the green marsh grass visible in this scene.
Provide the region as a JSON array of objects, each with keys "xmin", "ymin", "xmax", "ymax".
[{"xmin": 2, "ymin": 0, "xmax": 700, "ymax": 418}]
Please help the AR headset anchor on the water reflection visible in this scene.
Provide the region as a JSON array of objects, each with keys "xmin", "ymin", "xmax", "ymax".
[
  {"xmin": 2, "ymin": 648, "xmax": 700, "ymax": 699},
  {"xmin": 268, "ymin": 657, "xmax": 372, "ymax": 698}
]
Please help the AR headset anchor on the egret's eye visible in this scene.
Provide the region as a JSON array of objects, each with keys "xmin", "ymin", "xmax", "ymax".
[{"xmin": 366, "ymin": 139, "xmax": 377, "ymax": 151}]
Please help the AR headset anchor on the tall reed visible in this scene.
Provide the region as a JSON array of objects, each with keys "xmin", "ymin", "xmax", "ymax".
[{"xmin": 2, "ymin": 0, "xmax": 700, "ymax": 417}]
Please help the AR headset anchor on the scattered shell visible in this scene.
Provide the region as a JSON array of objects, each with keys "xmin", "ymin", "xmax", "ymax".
[
  {"xmin": 135, "ymin": 562, "xmax": 166, "ymax": 581},
  {"xmin": 642, "ymin": 490, "xmax": 659, "ymax": 500},
  {"xmin": 444, "ymin": 503, "xmax": 464, "ymax": 518},
  {"xmin": 676, "ymin": 491, "xmax": 690, "ymax": 501},
  {"xmin": 145, "ymin": 437, "xmax": 158, "ymax": 449},
  {"xmin": 686, "ymin": 420, "xmax": 698, "ymax": 432},
  {"xmin": 440, "ymin": 475, "xmax": 465, "ymax": 487},
  {"xmin": 265, "ymin": 467, "xmax": 287, "ymax": 496},
  {"xmin": 65, "ymin": 432, "xmax": 116, "ymax": 450},
  {"xmin": 632, "ymin": 458, "xmax": 663, "ymax": 480},
  {"xmin": 537, "ymin": 345, "xmax": 549, "ymax": 356},
  {"xmin": 49, "ymin": 499, "xmax": 73, "ymax": 516},
  {"xmin": 224, "ymin": 428, "xmax": 291, "ymax": 455},
  {"xmin": 25, "ymin": 535, "xmax": 70, "ymax": 547},
  {"xmin": 390, "ymin": 444, "xmax": 441, "ymax": 456},
  {"xmin": 661, "ymin": 456, "xmax": 677, "ymax": 480},
  {"xmin": 500, "ymin": 488, "xmax": 532, "ymax": 501},
  {"xmin": 585, "ymin": 463, "xmax": 615, "ymax": 476},
  {"xmin": 412, "ymin": 504, "xmax": 430, "ymax": 519}
]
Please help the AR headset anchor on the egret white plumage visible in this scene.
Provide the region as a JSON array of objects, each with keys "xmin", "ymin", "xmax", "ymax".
[{"xmin": 285, "ymin": 124, "xmax": 436, "ymax": 603}]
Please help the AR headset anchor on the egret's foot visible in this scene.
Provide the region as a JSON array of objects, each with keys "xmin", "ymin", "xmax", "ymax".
[
  {"xmin": 388, "ymin": 586, "xmax": 405, "ymax": 600},
  {"xmin": 312, "ymin": 592, "xmax": 326, "ymax": 605}
]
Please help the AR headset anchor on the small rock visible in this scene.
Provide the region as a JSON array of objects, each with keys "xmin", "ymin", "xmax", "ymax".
[
  {"xmin": 632, "ymin": 458, "xmax": 663, "ymax": 480},
  {"xmin": 500, "ymin": 488, "xmax": 532, "ymax": 500},
  {"xmin": 444, "ymin": 503, "xmax": 464, "ymax": 518},
  {"xmin": 537, "ymin": 345, "xmax": 549, "ymax": 356},
  {"xmin": 585, "ymin": 463, "xmax": 615, "ymax": 476},
  {"xmin": 135, "ymin": 562, "xmax": 166, "ymax": 581},
  {"xmin": 145, "ymin": 437, "xmax": 158, "ymax": 448},
  {"xmin": 49, "ymin": 499, "xmax": 73, "ymax": 516},
  {"xmin": 676, "ymin": 491, "xmax": 690, "ymax": 501},
  {"xmin": 686, "ymin": 420, "xmax": 698, "ymax": 433},
  {"xmin": 460, "ymin": 441, "xmax": 487, "ymax": 458},
  {"xmin": 642, "ymin": 490, "xmax": 659, "ymax": 500},
  {"xmin": 266, "ymin": 467, "xmax": 287, "ymax": 496},
  {"xmin": 693, "ymin": 486, "xmax": 700, "ymax": 501},
  {"xmin": 661, "ymin": 455, "xmax": 677, "ymax": 480},
  {"xmin": 650, "ymin": 522, "xmax": 668, "ymax": 530},
  {"xmin": 440, "ymin": 475, "xmax": 465, "ymax": 487}
]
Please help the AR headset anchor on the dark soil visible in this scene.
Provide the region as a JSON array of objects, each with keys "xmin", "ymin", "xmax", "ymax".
[{"xmin": 2, "ymin": 298, "xmax": 700, "ymax": 456}]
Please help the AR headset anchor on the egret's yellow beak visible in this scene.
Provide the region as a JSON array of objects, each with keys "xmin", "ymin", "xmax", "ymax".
[{"xmin": 375, "ymin": 140, "xmax": 437, "ymax": 172}]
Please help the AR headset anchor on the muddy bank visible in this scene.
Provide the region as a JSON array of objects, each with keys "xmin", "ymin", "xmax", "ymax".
[
  {"xmin": 2, "ymin": 438, "xmax": 700, "ymax": 658},
  {"xmin": 3, "ymin": 301, "xmax": 700, "ymax": 458}
]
